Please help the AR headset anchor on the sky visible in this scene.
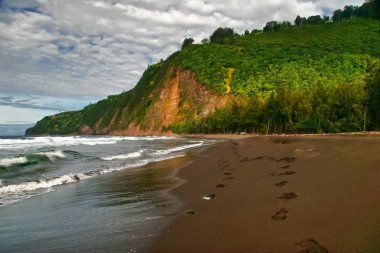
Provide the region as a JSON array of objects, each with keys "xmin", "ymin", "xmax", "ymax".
[{"xmin": 0, "ymin": 0, "xmax": 365, "ymax": 129}]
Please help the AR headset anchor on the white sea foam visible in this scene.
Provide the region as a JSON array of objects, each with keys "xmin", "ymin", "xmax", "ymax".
[
  {"xmin": 0, "ymin": 173, "xmax": 90, "ymax": 194},
  {"xmin": 0, "ymin": 136, "xmax": 176, "ymax": 150},
  {"xmin": 101, "ymin": 149, "xmax": 144, "ymax": 161},
  {"xmin": 154, "ymin": 142, "xmax": 203, "ymax": 155},
  {"xmin": 99, "ymin": 154, "xmax": 185, "ymax": 174},
  {"xmin": 36, "ymin": 150, "xmax": 66, "ymax": 161},
  {"xmin": 0, "ymin": 150, "xmax": 66, "ymax": 168},
  {"xmin": 0, "ymin": 157, "xmax": 28, "ymax": 167},
  {"xmin": 0, "ymin": 138, "xmax": 202, "ymax": 206},
  {"xmin": 0, "ymin": 153, "xmax": 185, "ymax": 197}
]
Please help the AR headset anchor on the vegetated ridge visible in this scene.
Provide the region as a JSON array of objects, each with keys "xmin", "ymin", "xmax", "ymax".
[{"xmin": 26, "ymin": 1, "xmax": 380, "ymax": 135}]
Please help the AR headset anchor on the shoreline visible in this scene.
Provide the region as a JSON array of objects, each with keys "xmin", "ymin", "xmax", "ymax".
[
  {"xmin": 148, "ymin": 134, "xmax": 380, "ymax": 253},
  {"xmin": 22, "ymin": 130, "xmax": 380, "ymax": 139},
  {"xmin": 178, "ymin": 131, "xmax": 380, "ymax": 139}
]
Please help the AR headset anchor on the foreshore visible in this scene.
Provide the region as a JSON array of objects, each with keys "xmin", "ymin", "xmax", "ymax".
[{"xmin": 148, "ymin": 134, "xmax": 380, "ymax": 253}]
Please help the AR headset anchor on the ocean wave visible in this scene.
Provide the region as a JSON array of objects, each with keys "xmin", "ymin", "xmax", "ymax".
[
  {"xmin": 0, "ymin": 136, "xmax": 176, "ymax": 150},
  {"xmin": 101, "ymin": 149, "xmax": 144, "ymax": 161},
  {"xmin": 0, "ymin": 173, "xmax": 90, "ymax": 194},
  {"xmin": 154, "ymin": 141, "xmax": 204, "ymax": 155},
  {"xmin": 0, "ymin": 137, "xmax": 117, "ymax": 150},
  {"xmin": 96, "ymin": 154, "xmax": 185, "ymax": 174},
  {"xmin": 0, "ymin": 150, "xmax": 66, "ymax": 168},
  {"xmin": 35, "ymin": 150, "xmax": 66, "ymax": 161},
  {"xmin": 0, "ymin": 139, "xmax": 202, "ymax": 206},
  {"xmin": 0, "ymin": 153, "xmax": 185, "ymax": 198},
  {"xmin": 0, "ymin": 157, "xmax": 29, "ymax": 167}
]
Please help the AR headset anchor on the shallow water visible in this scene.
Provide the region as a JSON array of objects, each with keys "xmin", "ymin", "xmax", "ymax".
[{"xmin": 0, "ymin": 136, "xmax": 214, "ymax": 252}]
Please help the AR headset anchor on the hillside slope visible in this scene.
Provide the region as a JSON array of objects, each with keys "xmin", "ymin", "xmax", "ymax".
[{"xmin": 26, "ymin": 18, "xmax": 380, "ymax": 135}]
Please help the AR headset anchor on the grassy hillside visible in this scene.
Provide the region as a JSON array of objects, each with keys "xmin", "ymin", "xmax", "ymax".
[
  {"xmin": 170, "ymin": 18, "xmax": 380, "ymax": 133},
  {"xmin": 26, "ymin": 17, "xmax": 380, "ymax": 135}
]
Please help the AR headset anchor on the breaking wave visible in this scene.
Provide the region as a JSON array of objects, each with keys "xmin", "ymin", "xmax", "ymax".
[
  {"xmin": 0, "ymin": 154, "xmax": 185, "ymax": 205},
  {"xmin": 0, "ymin": 137, "xmax": 205, "ymax": 207},
  {"xmin": 0, "ymin": 150, "xmax": 66, "ymax": 168},
  {"xmin": 0, "ymin": 157, "xmax": 28, "ymax": 167},
  {"xmin": 154, "ymin": 142, "xmax": 204, "ymax": 155},
  {"xmin": 0, "ymin": 136, "xmax": 175, "ymax": 150},
  {"xmin": 101, "ymin": 149, "xmax": 144, "ymax": 161},
  {"xmin": 0, "ymin": 173, "xmax": 90, "ymax": 194}
]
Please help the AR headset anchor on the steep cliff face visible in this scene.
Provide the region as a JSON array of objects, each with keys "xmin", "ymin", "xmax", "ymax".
[
  {"xmin": 26, "ymin": 66, "xmax": 229, "ymax": 135},
  {"xmin": 102, "ymin": 69, "xmax": 228, "ymax": 135},
  {"xmin": 141, "ymin": 69, "xmax": 228, "ymax": 132}
]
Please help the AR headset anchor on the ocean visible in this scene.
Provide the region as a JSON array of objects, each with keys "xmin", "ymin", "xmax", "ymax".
[{"xmin": 0, "ymin": 135, "xmax": 214, "ymax": 252}]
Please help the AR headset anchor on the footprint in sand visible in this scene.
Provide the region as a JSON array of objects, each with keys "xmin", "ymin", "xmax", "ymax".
[
  {"xmin": 278, "ymin": 192, "xmax": 298, "ymax": 200},
  {"xmin": 240, "ymin": 156, "xmax": 266, "ymax": 162},
  {"xmin": 221, "ymin": 165, "xmax": 230, "ymax": 170},
  {"xmin": 296, "ymin": 238, "xmax": 328, "ymax": 253},
  {"xmin": 281, "ymin": 165, "xmax": 290, "ymax": 169},
  {"xmin": 162, "ymin": 210, "xmax": 196, "ymax": 217},
  {"xmin": 275, "ymin": 181, "xmax": 288, "ymax": 187},
  {"xmin": 224, "ymin": 172, "xmax": 232, "ymax": 176},
  {"xmin": 267, "ymin": 156, "xmax": 277, "ymax": 161},
  {"xmin": 220, "ymin": 163, "xmax": 231, "ymax": 169},
  {"xmin": 240, "ymin": 157, "xmax": 251, "ymax": 162},
  {"xmin": 186, "ymin": 210, "xmax": 196, "ymax": 215},
  {"xmin": 216, "ymin": 184, "xmax": 226, "ymax": 188},
  {"xmin": 254, "ymin": 156, "xmax": 267, "ymax": 160},
  {"xmin": 271, "ymin": 208, "xmax": 288, "ymax": 221},
  {"xmin": 277, "ymin": 157, "xmax": 296, "ymax": 163},
  {"xmin": 279, "ymin": 171, "xmax": 296, "ymax": 176}
]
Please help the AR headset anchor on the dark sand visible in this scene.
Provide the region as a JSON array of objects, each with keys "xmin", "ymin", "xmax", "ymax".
[{"xmin": 150, "ymin": 135, "xmax": 380, "ymax": 253}]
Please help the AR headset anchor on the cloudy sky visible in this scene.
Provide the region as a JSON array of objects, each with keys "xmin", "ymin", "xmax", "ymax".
[{"xmin": 0, "ymin": 0, "xmax": 364, "ymax": 129}]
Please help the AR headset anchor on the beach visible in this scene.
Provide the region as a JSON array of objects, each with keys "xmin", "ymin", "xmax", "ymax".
[{"xmin": 151, "ymin": 135, "xmax": 380, "ymax": 253}]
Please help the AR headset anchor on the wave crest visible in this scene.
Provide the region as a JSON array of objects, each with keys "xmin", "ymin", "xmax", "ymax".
[
  {"xmin": 154, "ymin": 142, "xmax": 203, "ymax": 155},
  {"xmin": 0, "ymin": 157, "xmax": 28, "ymax": 167},
  {"xmin": 0, "ymin": 173, "xmax": 90, "ymax": 194},
  {"xmin": 101, "ymin": 149, "xmax": 144, "ymax": 161},
  {"xmin": 36, "ymin": 150, "xmax": 66, "ymax": 161},
  {"xmin": 0, "ymin": 150, "xmax": 66, "ymax": 168},
  {"xmin": 0, "ymin": 136, "xmax": 176, "ymax": 150}
]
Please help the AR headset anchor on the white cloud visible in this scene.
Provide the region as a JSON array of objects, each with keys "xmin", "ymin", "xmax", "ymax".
[{"xmin": 0, "ymin": 0, "xmax": 365, "ymax": 123}]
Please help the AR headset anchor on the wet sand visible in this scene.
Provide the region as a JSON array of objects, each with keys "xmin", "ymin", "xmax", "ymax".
[{"xmin": 150, "ymin": 135, "xmax": 380, "ymax": 253}]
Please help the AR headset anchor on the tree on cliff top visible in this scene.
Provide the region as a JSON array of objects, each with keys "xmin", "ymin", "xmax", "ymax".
[
  {"xmin": 210, "ymin": 27, "xmax": 235, "ymax": 44},
  {"xmin": 181, "ymin": 38, "xmax": 194, "ymax": 49}
]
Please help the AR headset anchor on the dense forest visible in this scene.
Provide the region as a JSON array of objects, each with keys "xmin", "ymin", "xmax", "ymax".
[
  {"xmin": 26, "ymin": 0, "xmax": 380, "ymax": 135},
  {"xmin": 169, "ymin": 0, "xmax": 380, "ymax": 134}
]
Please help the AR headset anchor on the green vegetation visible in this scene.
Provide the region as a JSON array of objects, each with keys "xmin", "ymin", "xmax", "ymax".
[
  {"xmin": 26, "ymin": 111, "xmax": 83, "ymax": 135},
  {"xmin": 366, "ymin": 64, "xmax": 380, "ymax": 129},
  {"xmin": 209, "ymin": 27, "xmax": 236, "ymax": 44},
  {"xmin": 181, "ymin": 38, "xmax": 194, "ymax": 49},
  {"xmin": 26, "ymin": 0, "xmax": 380, "ymax": 135},
  {"xmin": 171, "ymin": 17, "xmax": 380, "ymax": 134}
]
